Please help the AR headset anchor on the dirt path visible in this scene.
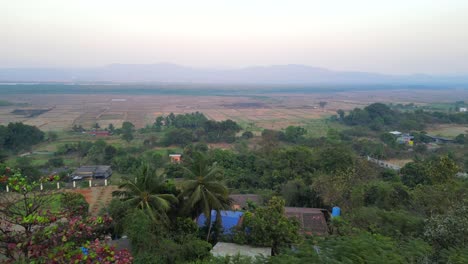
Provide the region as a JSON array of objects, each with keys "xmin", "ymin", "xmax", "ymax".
[{"xmin": 70, "ymin": 186, "xmax": 118, "ymax": 216}]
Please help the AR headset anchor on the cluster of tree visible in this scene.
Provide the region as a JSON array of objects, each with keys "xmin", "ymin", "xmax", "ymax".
[
  {"xmin": 191, "ymin": 141, "xmax": 362, "ymax": 194},
  {"xmin": 71, "ymin": 124, "xmax": 85, "ymax": 132},
  {"xmin": 103, "ymin": 152, "xmax": 304, "ymax": 263},
  {"xmin": 338, "ymin": 102, "xmax": 468, "ymax": 131},
  {"xmin": 0, "ymin": 122, "xmax": 44, "ymax": 152},
  {"xmin": 2, "ymin": 128, "xmax": 467, "ymax": 263},
  {"xmin": 71, "ymin": 122, "xmax": 133, "ymax": 142},
  {"xmin": 330, "ymin": 126, "xmax": 466, "ymax": 163},
  {"xmin": 175, "ymin": 138, "xmax": 466, "ymax": 262},
  {"xmin": 55, "ymin": 139, "xmax": 166, "ymax": 174},
  {"xmin": 155, "ymin": 112, "xmax": 242, "ymax": 145},
  {"xmin": 233, "ymin": 197, "xmax": 301, "ymax": 256},
  {"xmin": 107, "ymin": 153, "xmax": 234, "ymax": 262},
  {"xmin": 259, "ymin": 126, "xmax": 308, "ymax": 146},
  {"xmin": 120, "ymin": 121, "xmax": 135, "ymax": 142},
  {"xmin": 2, "ymin": 108, "xmax": 467, "ymax": 263},
  {"xmin": 155, "ymin": 112, "xmax": 208, "ymax": 130}
]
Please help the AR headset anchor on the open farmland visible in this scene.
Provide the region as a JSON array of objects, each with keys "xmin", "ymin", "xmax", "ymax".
[
  {"xmin": 426, "ymin": 124, "xmax": 468, "ymax": 137},
  {"xmin": 0, "ymin": 93, "xmax": 339, "ymax": 131},
  {"xmin": 1, "ymin": 85, "xmax": 468, "ymax": 133}
]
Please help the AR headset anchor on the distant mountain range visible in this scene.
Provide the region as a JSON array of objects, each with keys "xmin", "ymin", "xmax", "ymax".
[{"xmin": 1, "ymin": 63, "xmax": 468, "ymax": 85}]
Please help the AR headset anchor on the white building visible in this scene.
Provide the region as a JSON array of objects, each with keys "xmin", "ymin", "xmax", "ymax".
[{"xmin": 211, "ymin": 242, "xmax": 271, "ymax": 257}]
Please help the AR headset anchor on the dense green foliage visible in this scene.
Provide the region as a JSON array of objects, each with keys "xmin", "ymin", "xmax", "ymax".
[
  {"xmin": 106, "ymin": 155, "xmax": 234, "ymax": 262},
  {"xmin": 0, "ymin": 122, "xmax": 44, "ymax": 152},
  {"xmin": 113, "ymin": 165, "xmax": 178, "ymax": 222},
  {"xmin": 0, "ymin": 172, "xmax": 132, "ymax": 263},
  {"xmin": 154, "ymin": 112, "xmax": 242, "ymax": 145},
  {"xmin": 340, "ymin": 102, "xmax": 468, "ymax": 131},
  {"xmin": 179, "ymin": 152, "xmax": 232, "ymax": 241},
  {"xmin": 121, "ymin": 121, "xmax": 135, "ymax": 142},
  {"xmin": 234, "ymin": 197, "xmax": 300, "ymax": 255},
  {"xmin": 1, "ymin": 101, "xmax": 467, "ymax": 263}
]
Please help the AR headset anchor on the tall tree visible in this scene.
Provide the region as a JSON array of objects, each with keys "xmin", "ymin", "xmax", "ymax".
[
  {"xmin": 113, "ymin": 165, "xmax": 178, "ymax": 222},
  {"xmin": 154, "ymin": 116, "xmax": 164, "ymax": 131},
  {"xmin": 235, "ymin": 197, "xmax": 300, "ymax": 256},
  {"xmin": 319, "ymin": 101, "xmax": 328, "ymax": 109},
  {"xmin": 337, "ymin": 109, "xmax": 345, "ymax": 120},
  {"xmin": 108, "ymin": 123, "xmax": 115, "ymax": 133},
  {"xmin": 121, "ymin": 121, "xmax": 135, "ymax": 142},
  {"xmin": 2, "ymin": 122, "xmax": 44, "ymax": 152},
  {"xmin": 180, "ymin": 152, "xmax": 231, "ymax": 241}
]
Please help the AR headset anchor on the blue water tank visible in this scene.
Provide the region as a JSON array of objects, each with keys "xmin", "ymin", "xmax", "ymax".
[{"xmin": 331, "ymin": 206, "xmax": 341, "ymax": 217}]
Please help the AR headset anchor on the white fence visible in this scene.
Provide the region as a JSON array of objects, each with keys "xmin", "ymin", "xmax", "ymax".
[{"xmin": 3, "ymin": 178, "xmax": 111, "ymax": 193}]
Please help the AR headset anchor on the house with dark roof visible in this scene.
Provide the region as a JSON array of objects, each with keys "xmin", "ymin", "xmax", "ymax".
[
  {"xmin": 72, "ymin": 165, "xmax": 112, "ymax": 180},
  {"xmin": 284, "ymin": 207, "xmax": 329, "ymax": 235}
]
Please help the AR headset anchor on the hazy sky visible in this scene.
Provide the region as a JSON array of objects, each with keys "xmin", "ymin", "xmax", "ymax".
[{"xmin": 2, "ymin": 0, "xmax": 468, "ymax": 74}]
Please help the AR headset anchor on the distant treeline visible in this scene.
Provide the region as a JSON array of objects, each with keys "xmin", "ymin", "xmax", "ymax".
[
  {"xmin": 11, "ymin": 108, "xmax": 51, "ymax": 118},
  {"xmin": 0, "ymin": 84, "xmax": 461, "ymax": 96},
  {"xmin": 0, "ymin": 100, "xmax": 14, "ymax": 106},
  {"xmin": 337, "ymin": 103, "xmax": 468, "ymax": 131},
  {"xmin": 0, "ymin": 122, "xmax": 44, "ymax": 152}
]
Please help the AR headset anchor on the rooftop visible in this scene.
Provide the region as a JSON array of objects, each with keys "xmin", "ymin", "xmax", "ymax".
[
  {"xmin": 284, "ymin": 207, "xmax": 329, "ymax": 235},
  {"xmin": 75, "ymin": 165, "xmax": 111, "ymax": 172}
]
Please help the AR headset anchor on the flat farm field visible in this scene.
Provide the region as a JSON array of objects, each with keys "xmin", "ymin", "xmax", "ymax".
[
  {"xmin": 426, "ymin": 124, "xmax": 468, "ymax": 137},
  {"xmin": 1, "ymin": 87, "xmax": 467, "ymax": 134}
]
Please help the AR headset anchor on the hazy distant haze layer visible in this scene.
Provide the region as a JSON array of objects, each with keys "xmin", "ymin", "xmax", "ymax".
[
  {"xmin": 1, "ymin": 64, "xmax": 468, "ymax": 85},
  {"xmin": 1, "ymin": 1, "xmax": 468, "ymax": 75}
]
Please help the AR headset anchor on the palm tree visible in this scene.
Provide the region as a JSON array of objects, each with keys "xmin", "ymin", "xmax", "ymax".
[
  {"xmin": 113, "ymin": 164, "xmax": 178, "ymax": 223},
  {"xmin": 180, "ymin": 152, "xmax": 232, "ymax": 241}
]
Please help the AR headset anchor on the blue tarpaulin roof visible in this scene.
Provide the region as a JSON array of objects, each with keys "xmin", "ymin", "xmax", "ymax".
[{"xmin": 197, "ymin": 210, "xmax": 244, "ymax": 235}]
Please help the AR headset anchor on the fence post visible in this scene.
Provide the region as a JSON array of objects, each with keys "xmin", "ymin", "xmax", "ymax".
[
  {"xmin": 89, "ymin": 179, "xmax": 92, "ymax": 188},
  {"xmin": 73, "ymin": 181, "xmax": 76, "ymax": 188},
  {"xmin": 105, "ymin": 179, "xmax": 108, "ymax": 186},
  {"xmin": 40, "ymin": 183, "xmax": 43, "ymax": 191},
  {"xmin": 6, "ymin": 185, "xmax": 9, "ymax": 192}
]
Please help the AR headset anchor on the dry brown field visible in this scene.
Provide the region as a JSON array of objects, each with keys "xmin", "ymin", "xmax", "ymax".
[
  {"xmin": 426, "ymin": 124, "xmax": 468, "ymax": 137},
  {"xmin": 1, "ymin": 88, "xmax": 467, "ymax": 131}
]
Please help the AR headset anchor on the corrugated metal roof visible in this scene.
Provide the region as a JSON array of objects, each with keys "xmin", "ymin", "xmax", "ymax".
[{"xmin": 284, "ymin": 207, "xmax": 328, "ymax": 235}]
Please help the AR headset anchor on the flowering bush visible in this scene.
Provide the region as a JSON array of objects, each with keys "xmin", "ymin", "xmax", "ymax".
[
  {"xmin": 45, "ymin": 239, "xmax": 133, "ymax": 264},
  {"xmin": 0, "ymin": 171, "xmax": 133, "ymax": 263}
]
